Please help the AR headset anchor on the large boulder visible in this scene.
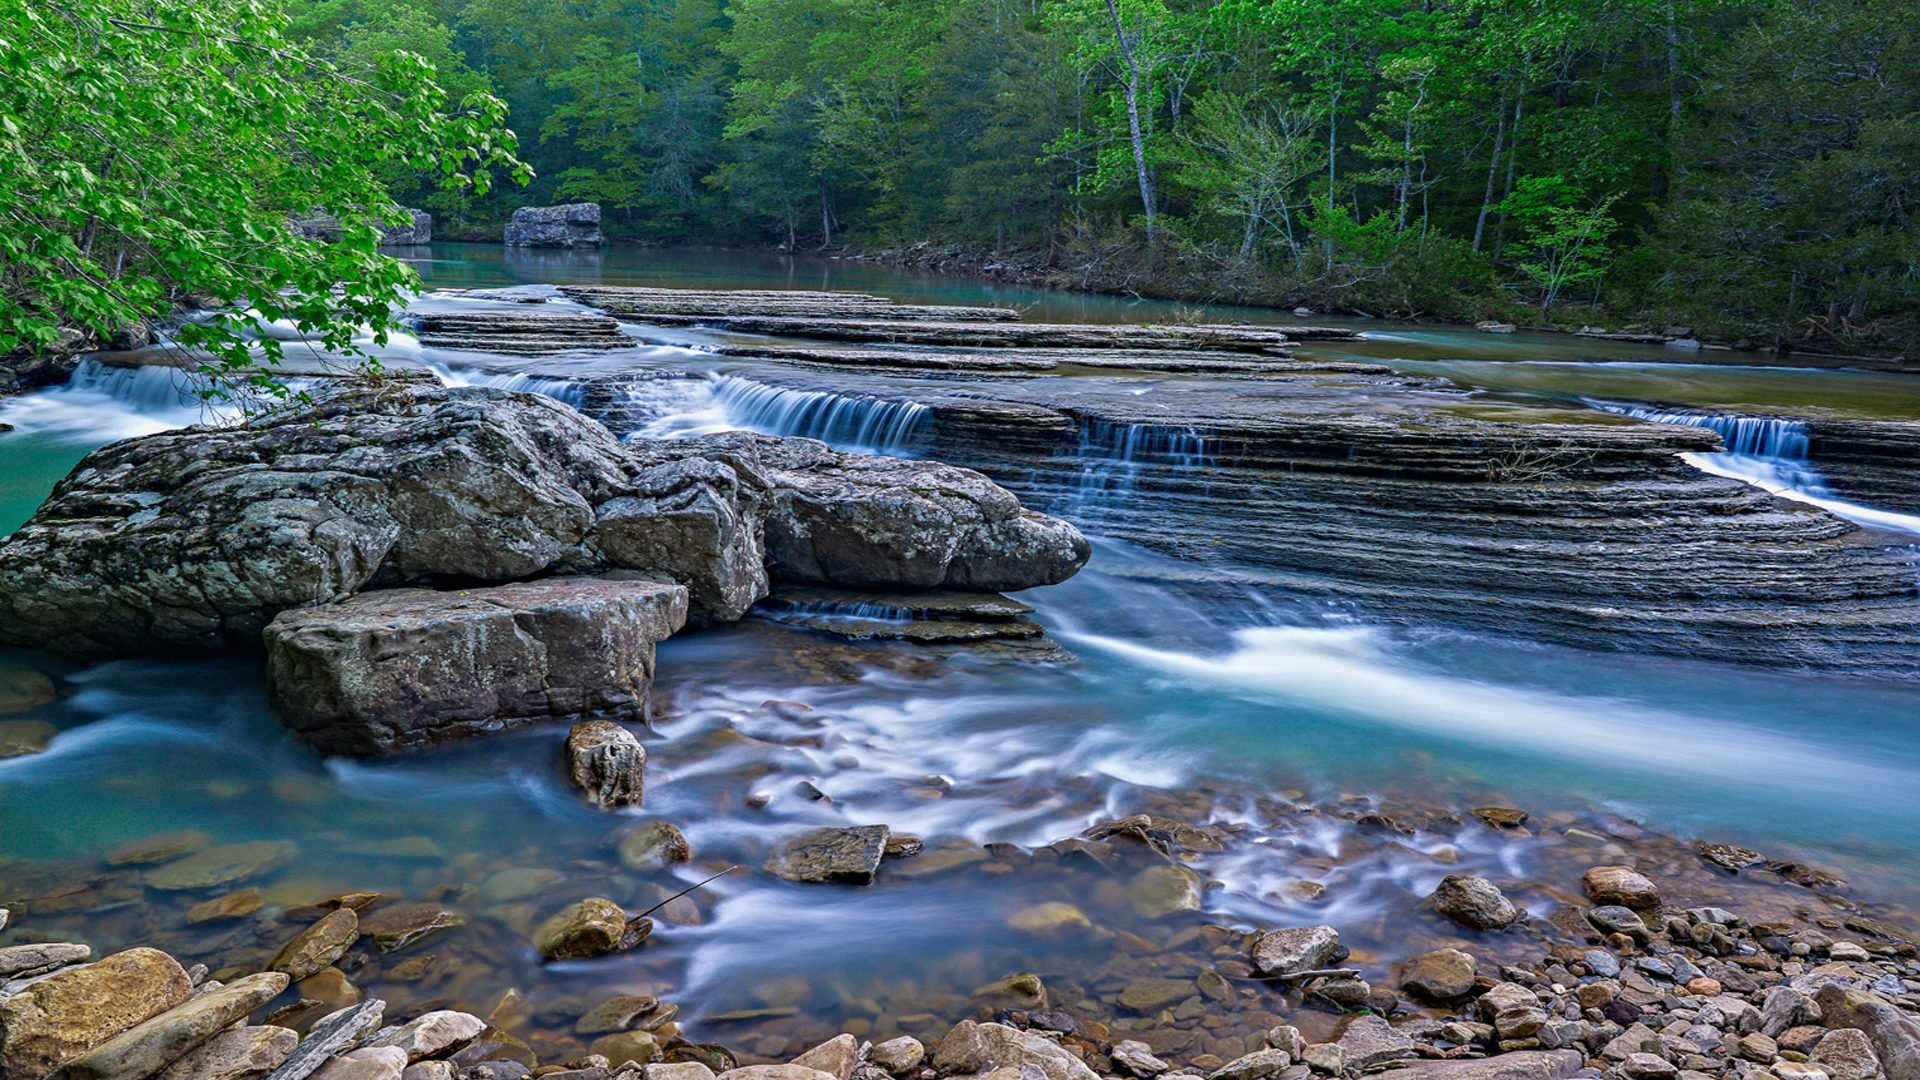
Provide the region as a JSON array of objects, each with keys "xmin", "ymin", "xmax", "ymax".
[
  {"xmin": 504, "ymin": 204, "xmax": 601, "ymax": 248},
  {"xmin": 379, "ymin": 209, "xmax": 432, "ymax": 246},
  {"xmin": 638, "ymin": 433, "xmax": 1090, "ymax": 592},
  {"xmin": 587, "ymin": 456, "xmax": 768, "ymax": 624},
  {"xmin": 0, "ymin": 384, "xmax": 632, "ymax": 658},
  {"xmin": 0, "ymin": 947, "xmax": 191, "ymax": 1079},
  {"xmin": 264, "ymin": 577, "xmax": 687, "ymax": 755}
]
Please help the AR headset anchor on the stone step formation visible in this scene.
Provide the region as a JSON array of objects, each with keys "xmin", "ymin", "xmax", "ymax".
[{"xmin": 413, "ymin": 283, "xmax": 1920, "ymax": 681}]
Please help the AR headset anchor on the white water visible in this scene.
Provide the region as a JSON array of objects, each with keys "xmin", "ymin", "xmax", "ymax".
[
  {"xmin": 0, "ymin": 361, "xmax": 238, "ymax": 441},
  {"xmin": 1608, "ymin": 404, "xmax": 1920, "ymax": 536},
  {"xmin": 708, "ymin": 375, "xmax": 931, "ymax": 454}
]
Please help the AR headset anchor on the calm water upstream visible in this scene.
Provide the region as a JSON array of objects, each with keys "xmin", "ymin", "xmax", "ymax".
[{"xmin": 3, "ymin": 246, "xmax": 1919, "ymax": 1058}]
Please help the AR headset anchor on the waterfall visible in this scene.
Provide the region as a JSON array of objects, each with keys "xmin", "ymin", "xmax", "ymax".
[
  {"xmin": 0, "ymin": 361, "xmax": 236, "ymax": 442},
  {"xmin": 1605, "ymin": 403, "xmax": 1920, "ymax": 537},
  {"xmin": 1066, "ymin": 420, "xmax": 1216, "ymax": 511},
  {"xmin": 709, "ymin": 375, "xmax": 931, "ymax": 455},
  {"xmin": 428, "ymin": 363, "xmax": 587, "ymax": 407},
  {"xmin": 1616, "ymin": 407, "xmax": 1811, "ymax": 460}
]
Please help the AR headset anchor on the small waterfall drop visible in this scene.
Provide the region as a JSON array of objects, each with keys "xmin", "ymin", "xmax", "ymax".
[
  {"xmin": 1606, "ymin": 402, "xmax": 1920, "ymax": 537},
  {"xmin": 0, "ymin": 360, "xmax": 234, "ymax": 441},
  {"xmin": 1060, "ymin": 420, "xmax": 1216, "ymax": 515},
  {"xmin": 428, "ymin": 363, "xmax": 587, "ymax": 407},
  {"xmin": 709, "ymin": 376, "xmax": 931, "ymax": 455}
]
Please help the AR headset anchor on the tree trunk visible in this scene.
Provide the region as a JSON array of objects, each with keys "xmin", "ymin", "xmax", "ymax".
[
  {"xmin": 1472, "ymin": 99, "xmax": 1507, "ymax": 251},
  {"xmin": 1106, "ymin": 0, "xmax": 1156, "ymax": 243}
]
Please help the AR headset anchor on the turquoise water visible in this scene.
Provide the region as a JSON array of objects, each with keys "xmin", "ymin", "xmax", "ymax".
[{"xmin": 4, "ymin": 249, "xmax": 1920, "ymax": 1060}]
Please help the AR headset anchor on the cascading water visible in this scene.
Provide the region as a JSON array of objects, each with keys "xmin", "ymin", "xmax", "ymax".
[
  {"xmin": 0, "ymin": 360, "xmax": 239, "ymax": 441},
  {"xmin": 1051, "ymin": 419, "xmax": 1216, "ymax": 518},
  {"xmin": 708, "ymin": 375, "xmax": 931, "ymax": 455},
  {"xmin": 428, "ymin": 363, "xmax": 588, "ymax": 407},
  {"xmin": 1604, "ymin": 402, "xmax": 1920, "ymax": 536}
]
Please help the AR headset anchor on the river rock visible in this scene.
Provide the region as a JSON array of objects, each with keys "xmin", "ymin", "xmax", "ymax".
[
  {"xmin": 1401, "ymin": 948, "xmax": 1477, "ymax": 1001},
  {"xmin": 0, "ymin": 664, "xmax": 57, "ymax": 713},
  {"xmin": 1815, "ymin": 984, "xmax": 1920, "ymax": 1080},
  {"xmin": 1583, "ymin": 865, "xmax": 1660, "ymax": 909},
  {"xmin": 1111, "ymin": 1041, "xmax": 1168, "ymax": 1078},
  {"xmin": 50, "ymin": 971, "xmax": 290, "ymax": 1080},
  {"xmin": 1208, "ymin": 1049, "xmax": 1290, "ymax": 1080},
  {"xmin": 867, "ymin": 1038, "xmax": 924, "ymax": 1076},
  {"xmin": 566, "ymin": 720, "xmax": 647, "ymax": 810},
  {"xmin": 155, "ymin": 1025, "xmax": 298, "ymax": 1080},
  {"xmin": 614, "ymin": 822, "xmax": 692, "ymax": 869},
  {"xmin": 931, "ymin": 1021, "xmax": 1096, "ymax": 1080},
  {"xmin": 1386, "ymin": 1051, "xmax": 1583, "ymax": 1080},
  {"xmin": 1127, "ymin": 864, "xmax": 1204, "ymax": 918},
  {"xmin": 271, "ymin": 910, "xmax": 360, "ymax": 980},
  {"xmin": 1335, "ymin": 1016, "xmax": 1414, "ymax": 1069},
  {"xmin": 533, "ymin": 899, "xmax": 646, "ymax": 962},
  {"xmin": 1119, "ymin": 978, "xmax": 1194, "ymax": 1013},
  {"xmin": 265, "ymin": 578, "xmax": 687, "ymax": 756},
  {"xmin": 789, "ymin": 1034, "xmax": 857, "ymax": 1080},
  {"xmin": 362, "ymin": 1012, "xmax": 487, "ymax": 1062},
  {"xmin": 1811, "ymin": 1028, "xmax": 1884, "ymax": 1080},
  {"xmin": 588, "ymin": 457, "xmax": 768, "ymax": 625},
  {"xmin": 187, "ymin": 889, "xmax": 264, "ymax": 923},
  {"xmin": 646, "ymin": 1065, "xmax": 715, "ymax": 1080},
  {"xmin": 310, "ymin": 1047, "xmax": 408, "ymax": 1080},
  {"xmin": 0, "ymin": 947, "xmax": 191, "ymax": 1079},
  {"xmin": 358, "ymin": 904, "xmax": 464, "ymax": 953},
  {"xmin": 0, "ymin": 385, "xmax": 635, "ymax": 659},
  {"xmin": 504, "ymin": 204, "xmax": 601, "ymax": 248},
  {"xmin": 144, "ymin": 841, "xmax": 293, "ymax": 892},
  {"xmin": 764, "ymin": 825, "xmax": 889, "ymax": 885},
  {"xmin": 1250, "ymin": 925, "xmax": 1344, "ymax": 977},
  {"xmin": 262, "ymin": 1000, "xmax": 386, "ymax": 1080},
  {"xmin": 379, "ymin": 210, "xmax": 432, "ymax": 246},
  {"xmin": 0, "ymin": 719, "xmax": 57, "ymax": 758},
  {"xmin": 974, "ymin": 973, "xmax": 1048, "ymax": 1011},
  {"xmin": 1430, "ymin": 874, "xmax": 1520, "ymax": 930},
  {"xmin": 106, "ymin": 830, "xmax": 211, "ymax": 867},
  {"xmin": 0, "ymin": 944, "xmax": 91, "ymax": 980}
]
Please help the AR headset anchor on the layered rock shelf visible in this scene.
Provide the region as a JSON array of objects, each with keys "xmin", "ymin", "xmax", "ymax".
[{"xmin": 410, "ymin": 312, "xmax": 634, "ymax": 354}]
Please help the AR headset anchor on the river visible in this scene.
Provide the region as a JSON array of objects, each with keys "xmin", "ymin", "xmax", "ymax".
[{"xmin": 3, "ymin": 245, "xmax": 1918, "ymax": 1060}]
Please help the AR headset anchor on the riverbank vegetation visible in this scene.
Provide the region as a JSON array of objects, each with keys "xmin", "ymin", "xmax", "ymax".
[
  {"xmin": 0, "ymin": 0, "xmax": 525, "ymax": 379},
  {"xmin": 281, "ymin": 0, "xmax": 1917, "ymax": 354}
]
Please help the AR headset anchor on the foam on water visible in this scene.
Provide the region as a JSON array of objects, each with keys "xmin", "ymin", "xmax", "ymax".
[{"xmin": 0, "ymin": 361, "xmax": 236, "ymax": 441}]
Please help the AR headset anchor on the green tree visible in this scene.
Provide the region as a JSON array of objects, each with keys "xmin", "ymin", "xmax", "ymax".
[{"xmin": 1, "ymin": 0, "xmax": 525, "ymax": 383}]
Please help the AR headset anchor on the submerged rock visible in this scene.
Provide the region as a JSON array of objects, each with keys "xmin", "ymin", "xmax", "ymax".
[
  {"xmin": 270, "ymin": 910, "xmax": 360, "ymax": 981},
  {"xmin": 143, "ymin": 842, "xmax": 293, "ymax": 892},
  {"xmin": 264, "ymin": 578, "xmax": 687, "ymax": 756},
  {"xmin": 0, "ymin": 718, "xmax": 57, "ymax": 759},
  {"xmin": 764, "ymin": 825, "xmax": 890, "ymax": 885},
  {"xmin": 0, "ymin": 663, "xmax": 56, "ymax": 714}
]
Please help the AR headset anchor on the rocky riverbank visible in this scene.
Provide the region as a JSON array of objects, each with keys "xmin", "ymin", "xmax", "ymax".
[{"xmin": 3, "ymin": 799, "xmax": 1917, "ymax": 1080}]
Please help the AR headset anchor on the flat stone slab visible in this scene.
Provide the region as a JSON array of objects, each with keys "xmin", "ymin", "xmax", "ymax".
[
  {"xmin": 265, "ymin": 577, "xmax": 687, "ymax": 756},
  {"xmin": 764, "ymin": 826, "xmax": 890, "ymax": 885}
]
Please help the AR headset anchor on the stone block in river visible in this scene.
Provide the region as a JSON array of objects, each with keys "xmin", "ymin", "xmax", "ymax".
[
  {"xmin": 504, "ymin": 203, "xmax": 601, "ymax": 248},
  {"xmin": 1249, "ymin": 925, "xmax": 1345, "ymax": 977},
  {"xmin": 532, "ymin": 898, "xmax": 649, "ymax": 962},
  {"xmin": 764, "ymin": 825, "xmax": 890, "ymax": 885},
  {"xmin": 590, "ymin": 457, "xmax": 769, "ymax": 625},
  {"xmin": 566, "ymin": 720, "xmax": 647, "ymax": 810},
  {"xmin": 0, "ymin": 947, "xmax": 191, "ymax": 1079},
  {"xmin": 264, "ymin": 577, "xmax": 687, "ymax": 756}
]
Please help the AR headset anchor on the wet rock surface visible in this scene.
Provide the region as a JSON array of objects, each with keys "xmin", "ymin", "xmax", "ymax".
[{"xmin": 264, "ymin": 579, "xmax": 688, "ymax": 756}]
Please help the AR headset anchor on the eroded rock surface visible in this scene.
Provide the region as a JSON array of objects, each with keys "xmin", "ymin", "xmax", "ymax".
[{"xmin": 264, "ymin": 578, "xmax": 687, "ymax": 756}]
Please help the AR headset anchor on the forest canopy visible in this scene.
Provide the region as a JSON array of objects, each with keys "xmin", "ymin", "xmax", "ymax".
[{"xmin": 7, "ymin": 0, "xmax": 1915, "ymax": 355}]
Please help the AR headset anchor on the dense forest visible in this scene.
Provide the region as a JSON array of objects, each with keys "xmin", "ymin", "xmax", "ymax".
[
  {"xmin": 276, "ymin": 0, "xmax": 1919, "ymax": 353},
  {"xmin": 4, "ymin": 0, "xmax": 1915, "ymax": 357}
]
